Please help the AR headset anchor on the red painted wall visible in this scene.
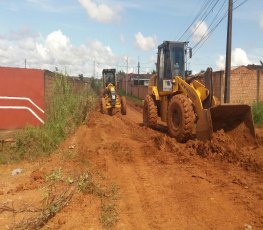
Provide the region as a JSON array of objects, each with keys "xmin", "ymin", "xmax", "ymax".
[{"xmin": 0, "ymin": 67, "xmax": 45, "ymax": 129}]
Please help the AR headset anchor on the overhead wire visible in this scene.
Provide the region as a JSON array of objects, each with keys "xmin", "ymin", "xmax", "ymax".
[
  {"xmin": 177, "ymin": 0, "xmax": 210, "ymax": 41},
  {"xmin": 192, "ymin": 0, "xmax": 249, "ymax": 56},
  {"xmin": 185, "ymin": 0, "xmax": 221, "ymax": 42},
  {"xmin": 179, "ymin": 0, "xmax": 218, "ymax": 41},
  {"xmin": 191, "ymin": 0, "xmax": 228, "ymax": 49},
  {"xmin": 233, "ymin": 0, "xmax": 248, "ymax": 9}
]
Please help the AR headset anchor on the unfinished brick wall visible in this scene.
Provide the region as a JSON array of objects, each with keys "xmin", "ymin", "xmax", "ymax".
[
  {"xmin": 44, "ymin": 73, "xmax": 55, "ymax": 109},
  {"xmin": 230, "ymin": 67, "xmax": 256, "ymax": 104},
  {"xmin": 44, "ymin": 72, "xmax": 89, "ymax": 114},
  {"xmin": 213, "ymin": 67, "xmax": 263, "ymax": 104},
  {"xmin": 130, "ymin": 85, "xmax": 148, "ymax": 99},
  {"xmin": 118, "ymin": 67, "xmax": 263, "ymax": 104},
  {"xmin": 211, "ymin": 71, "xmax": 223, "ymax": 103}
]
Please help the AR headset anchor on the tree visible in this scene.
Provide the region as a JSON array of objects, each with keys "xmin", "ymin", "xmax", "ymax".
[
  {"xmin": 78, "ymin": 74, "xmax": 84, "ymax": 81},
  {"xmin": 117, "ymin": 70, "xmax": 125, "ymax": 75}
]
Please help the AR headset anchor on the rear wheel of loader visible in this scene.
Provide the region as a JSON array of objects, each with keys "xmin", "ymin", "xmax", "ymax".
[
  {"xmin": 143, "ymin": 95, "xmax": 157, "ymax": 128},
  {"xmin": 100, "ymin": 97, "xmax": 107, "ymax": 114},
  {"xmin": 121, "ymin": 96, "xmax": 127, "ymax": 115},
  {"xmin": 167, "ymin": 94, "xmax": 195, "ymax": 143}
]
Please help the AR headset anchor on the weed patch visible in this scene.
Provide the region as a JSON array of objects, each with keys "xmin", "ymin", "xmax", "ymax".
[
  {"xmin": 100, "ymin": 202, "xmax": 118, "ymax": 228},
  {"xmin": 45, "ymin": 168, "xmax": 63, "ymax": 182},
  {"xmin": 118, "ymin": 90, "xmax": 143, "ymax": 106},
  {"xmin": 252, "ymin": 102, "xmax": 263, "ymax": 124},
  {"xmin": 77, "ymin": 171, "xmax": 119, "ymax": 228},
  {"xmin": 1, "ymin": 73, "xmax": 97, "ymax": 163},
  {"xmin": 11, "ymin": 189, "xmax": 74, "ymax": 230},
  {"xmin": 2, "ymin": 169, "xmax": 119, "ymax": 229}
]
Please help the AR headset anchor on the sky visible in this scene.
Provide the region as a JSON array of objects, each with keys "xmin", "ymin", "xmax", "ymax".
[{"xmin": 0, "ymin": 0, "xmax": 262, "ymax": 77}]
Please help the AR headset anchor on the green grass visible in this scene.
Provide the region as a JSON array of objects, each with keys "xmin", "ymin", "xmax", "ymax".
[
  {"xmin": 252, "ymin": 102, "xmax": 263, "ymax": 125},
  {"xmin": 0, "ymin": 73, "xmax": 97, "ymax": 164},
  {"xmin": 118, "ymin": 89, "xmax": 144, "ymax": 106}
]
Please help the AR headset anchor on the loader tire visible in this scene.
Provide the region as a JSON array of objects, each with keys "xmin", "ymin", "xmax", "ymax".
[
  {"xmin": 121, "ymin": 96, "xmax": 127, "ymax": 115},
  {"xmin": 143, "ymin": 95, "xmax": 158, "ymax": 128},
  {"xmin": 167, "ymin": 94, "xmax": 195, "ymax": 143},
  {"xmin": 100, "ymin": 97, "xmax": 107, "ymax": 114}
]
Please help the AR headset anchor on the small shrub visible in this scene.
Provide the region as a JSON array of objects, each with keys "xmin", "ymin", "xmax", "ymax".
[
  {"xmin": 100, "ymin": 202, "xmax": 118, "ymax": 228},
  {"xmin": 77, "ymin": 172, "xmax": 104, "ymax": 197},
  {"xmin": 252, "ymin": 102, "xmax": 263, "ymax": 124},
  {"xmin": 118, "ymin": 89, "xmax": 143, "ymax": 106},
  {"xmin": 45, "ymin": 168, "xmax": 63, "ymax": 182}
]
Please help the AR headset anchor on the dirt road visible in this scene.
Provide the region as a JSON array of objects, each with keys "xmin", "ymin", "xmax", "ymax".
[{"xmin": 0, "ymin": 103, "xmax": 263, "ymax": 229}]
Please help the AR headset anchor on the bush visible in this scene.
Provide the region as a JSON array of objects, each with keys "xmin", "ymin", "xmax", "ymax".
[
  {"xmin": 252, "ymin": 102, "xmax": 263, "ymax": 124},
  {"xmin": 90, "ymin": 77, "xmax": 102, "ymax": 93}
]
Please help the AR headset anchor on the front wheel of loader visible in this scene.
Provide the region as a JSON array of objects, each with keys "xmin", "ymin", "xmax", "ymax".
[
  {"xmin": 143, "ymin": 95, "xmax": 158, "ymax": 128},
  {"xmin": 121, "ymin": 96, "xmax": 127, "ymax": 115},
  {"xmin": 100, "ymin": 97, "xmax": 107, "ymax": 114},
  {"xmin": 167, "ymin": 94, "xmax": 195, "ymax": 143}
]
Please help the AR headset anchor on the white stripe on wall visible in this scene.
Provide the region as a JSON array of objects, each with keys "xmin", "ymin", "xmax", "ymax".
[
  {"xmin": 0, "ymin": 96, "xmax": 44, "ymax": 114},
  {"xmin": 0, "ymin": 106, "xmax": 45, "ymax": 124}
]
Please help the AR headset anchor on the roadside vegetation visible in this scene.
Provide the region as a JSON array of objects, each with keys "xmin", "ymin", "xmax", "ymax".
[
  {"xmin": 252, "ymin": 102, "xmax": 263, "ymax": 125},
  {"xmin": 118, "ymin": 89, "xmax": 144, "ymax": 106},
  {"xmin": 0, "ymin": 73, "xmax": 97, "ymax": 164},
  {"xmin": 6, "ymin": 167, "xmax": 118, "ymax": 229},
  {"xmin": 90, "ymin": 77, "xmax": 102, "ymax": 93}
]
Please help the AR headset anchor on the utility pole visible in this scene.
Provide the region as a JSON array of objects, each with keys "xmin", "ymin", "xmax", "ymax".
[
  {"xmin": 224, "ymin": 0, "xmax": 233, "ymax": 103},
  {"xmin": 137, "ymin": 56, "xmax": 140, "ymax": 74},
  {"xmin": 93, "ymin": 60, "xmax": 96, "ymax": 78},
  {"xmin": 24, "ymin": 59, "xmax": 27, "ymax": 68},
  {"xmin": 126, "ymin": 57, "xmax": 129, "ymax": 74}
]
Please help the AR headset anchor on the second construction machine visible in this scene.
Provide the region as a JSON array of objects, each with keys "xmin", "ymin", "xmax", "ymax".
[
  {"xmin": 100, "ymin": 68, "xmax": 127, "ymax": 115},
  {"xmin": 143, "ymin": 41, "xmax": 256, "ymax": 143}
]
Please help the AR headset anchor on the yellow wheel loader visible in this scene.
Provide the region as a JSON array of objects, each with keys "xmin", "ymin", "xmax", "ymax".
[
  {"xmin": 100, "ymin": 69, "xmax": 127, "ymax": 115},
  {"xmin": 143, "ymin": 41, "xmax": 256, "ymax": 143}
]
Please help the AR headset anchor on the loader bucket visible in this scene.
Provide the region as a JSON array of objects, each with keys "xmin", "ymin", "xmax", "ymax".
[
  {"xmin": 209, "ymin": 104, "xmax": 256, "ymax": 146},
  {"xmin": 196, "ymin": 104, "xmax": 256, "ymax": 146}
]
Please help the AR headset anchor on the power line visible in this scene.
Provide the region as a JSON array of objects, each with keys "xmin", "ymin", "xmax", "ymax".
[
  {"xmin": 181, "ymin": 0, "xmax": 218, "ymax": 41},
  {"xmin": 177, "ymin": 0, "xmax": 210, "ymax": 41},
  {"xmin": 185, "ymin": 0, "xmax": 221, "ymax": 41},
  {"xmin": 233, "ymin": 0, "xmax": 248, "ymax": 9},
  {"xmin": 192, "ymin": 0, "xmax": 249, "ymax": 56},
  {"xmin": 191, "ymin": 0, "xmax": 228, "ymax": 49},
  {"xmin": 177, "ymin": 0, "xmax": 247, "ymax": 56}
]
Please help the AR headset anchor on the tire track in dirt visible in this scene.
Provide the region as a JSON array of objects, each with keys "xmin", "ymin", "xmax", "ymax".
[
  {"xmin": 76, "ymin": 105, "xmax": 263, "ymax": 229},
  {"xmin": 1, "ymin": 103, "xmax": 261, "ymax": 229}
]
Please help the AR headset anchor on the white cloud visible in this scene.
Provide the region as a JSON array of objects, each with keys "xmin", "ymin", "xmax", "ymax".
[
  {"xmin": 260, "ymin": 14, "xmax": 263, "ymax": 30},
  {"xmin": 191, "ymin": 21, "xmax": 208, "ymax": 43},
  {"xmin": 120, "ymin": 33, "xmax": 125, "ymax": 43},
  {"xmin": 135, "ymin": 32, "xmax": 157, "ymax": 51},
  {"xmin": 79, "ymin": 0, "xmax": 120, "ymax": 23},
  {"xmin": 216, "ymin": 48, "xmax": 251, "ymax": 70},
  {"xmin": 216, "ymin": 55, "xmax": 225, "ymax": 70},
  {"xmin": 232, "ymin": 48, "xmax": 251, "ymax": 66},
  {"xmin": 0, "ymin": 29, "xmax": 117, "ymax": 77}
]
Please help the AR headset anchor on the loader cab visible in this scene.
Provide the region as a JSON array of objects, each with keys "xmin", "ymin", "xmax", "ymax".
[
  {"xmin": 157, "ymin": 41, "xmax": 191, "ymax": 91},
  {"xmin": 102, "ymin": 69, "xmax": 116, "ymax": 87}
]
